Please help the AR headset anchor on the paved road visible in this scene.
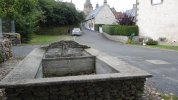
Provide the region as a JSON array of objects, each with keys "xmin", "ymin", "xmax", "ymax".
[
  {"xmin": 76, "ymin": 29, "xmax": 178, "ymax": 95},
  {"xmin": 12, "ymin": 45, "xmax": 40, "ymax": 57}
]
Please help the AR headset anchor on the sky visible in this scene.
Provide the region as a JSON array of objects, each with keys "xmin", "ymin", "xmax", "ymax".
[{"xmin": 62, "ymin": 0, "xmax": 136, "ymax": 12}]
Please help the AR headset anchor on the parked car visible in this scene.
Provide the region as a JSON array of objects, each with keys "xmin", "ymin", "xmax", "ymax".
[{"xmin": 72, "ymin": 28, "xmax": 82, "ymax": 36}]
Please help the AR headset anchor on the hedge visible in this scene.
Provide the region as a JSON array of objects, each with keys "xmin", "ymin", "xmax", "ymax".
[
  {"xmin": 102, "ymin": 25, "xmax": 138, "ymax": 36},
  {"xmin": 38, "ymin": 25, "xmax": 79, "ymax": 35}
]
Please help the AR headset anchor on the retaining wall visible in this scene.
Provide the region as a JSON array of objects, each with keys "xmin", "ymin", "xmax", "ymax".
[
  {"xmin": 0, "ymin": 39, "xmax": 12, "ymax": 63},
  {"xmin": 102, "ymin": 32, "xmax": 139, "ymax": 44}
]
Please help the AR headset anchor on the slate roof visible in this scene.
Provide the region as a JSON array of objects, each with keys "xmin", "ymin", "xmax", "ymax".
[{"xmin": 86, "ymin": 5, "xmax": 104, "ymax": 20}]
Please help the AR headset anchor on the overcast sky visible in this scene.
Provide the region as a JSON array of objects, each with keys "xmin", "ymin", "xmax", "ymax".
[{"xmin": 63, "ymin": 0, "xmax": 136, "ymax": 12}]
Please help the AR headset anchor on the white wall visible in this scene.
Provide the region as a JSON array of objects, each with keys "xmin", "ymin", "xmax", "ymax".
[
  {"xmin": 85, "ymin": 19, "xmax": 95, "ymax": 30},
  {"xmin": 95, "ymin": 5, "xmax": 117, "ymax": 25},
  {"xmin": 137, "ymin": 0, "xmax": 178, "ymax": 44}
]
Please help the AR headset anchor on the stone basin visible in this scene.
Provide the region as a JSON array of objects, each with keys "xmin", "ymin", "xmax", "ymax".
[{"xmin": 0, "ymin": 41, "xmax": 152, "ymax": 100}]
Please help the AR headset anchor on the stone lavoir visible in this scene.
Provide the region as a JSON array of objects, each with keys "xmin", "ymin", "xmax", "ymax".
[{"xmin": 0, "ymin": 41, "xmax": 152, "ymax": 100}]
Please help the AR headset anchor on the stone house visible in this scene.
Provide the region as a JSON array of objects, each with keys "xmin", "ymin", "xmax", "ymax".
[
  {"xmin": 136, "ymin": 0, "xmax": 178, "ymax": 44},
  {"xmin": 84, "ymin": 0, "xmax": 117, "ymax": 30}
]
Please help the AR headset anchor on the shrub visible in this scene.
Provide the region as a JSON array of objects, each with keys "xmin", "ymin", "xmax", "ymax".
[
  {"xmin": 103, "ymin": 25, "xmax": 138, "ymax": 36},
  {"xmin": 146, "ymin": 39, "xmax": 158, "ymax": 45},
  {"xmin": 37, "ymin": 26, "xmax": 77, "ymax": 35}
]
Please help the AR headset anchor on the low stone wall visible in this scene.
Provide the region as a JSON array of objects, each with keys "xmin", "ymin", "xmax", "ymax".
[
  {"xmin": 102, "ymin": 32, "xmax": 139, "ymax": 44},
  {"xmin": 4, "ymin": 78, "xmax": 145, "ymax": 100},
  {"xmin": 3, "ymin": 33, "xmax": 21, "ymax": 46},
  {"xmin": 103, "ymin": 32, "xmax": 129, "ymax": 43},
  {"xmin": 0, "ymin": 39, "xmax": 12, "ymax": 63}
]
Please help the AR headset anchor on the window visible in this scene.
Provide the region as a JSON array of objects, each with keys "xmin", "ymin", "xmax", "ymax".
[{"xmin": 151, "ymin": 0, "xmax": 163, "ymax": 5}]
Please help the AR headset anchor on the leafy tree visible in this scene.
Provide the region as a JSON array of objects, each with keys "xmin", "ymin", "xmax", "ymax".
[
  {"xmin": 0, "ymin": 0, "xmax": 17, "ymax": 19},
  {"xmin": 38, "ymin": 0, "xmax": 85, "ymax": 26},
  {"xmin": 0, "ymin": 0, "xmax": 43, "ymax": 42},
  {"xmin": 15, "ymin": 0, "xmax": 43, "ymax": 42},
  {"xmin": 0, "ymin": 0, "xmax": 85, "ymax": 42}
]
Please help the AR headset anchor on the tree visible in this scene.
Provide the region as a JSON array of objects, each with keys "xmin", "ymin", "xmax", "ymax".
[
  {"xmin": 0, "ymin": 0, "xmax": 43, "ymax": 42},
  {"xmin": 119, "ymin": 15, "xmax": 135, "ymax": 26},
  {"xmin": 38, "ymin": 0, "xmax": 85, "ymax": 26}
]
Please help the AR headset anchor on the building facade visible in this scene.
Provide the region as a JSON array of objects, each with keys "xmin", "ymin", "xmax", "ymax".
[
  {"xmin": 136, "ymin": 0, "xmax": 178, "ymax": 44},
  {"xmin": 84, "ymin": 0, "xmax": 117, "ymax": 30}
]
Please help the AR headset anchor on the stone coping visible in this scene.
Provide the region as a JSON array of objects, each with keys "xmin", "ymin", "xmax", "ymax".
[
  {"xmin": 0, "ymin": 47, "xmax": 152, "ymax": 88},
  {"xmin": 43, "ymin": 55, "xmax": 95, "ymax": 61},
  {"xmin": 0, "ymin": 73, "xmax": 150, "ymax": 88}
]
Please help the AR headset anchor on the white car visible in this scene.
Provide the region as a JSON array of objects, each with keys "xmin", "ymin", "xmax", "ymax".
[{"xmin": 72, "ymin": 28, "xmax": 82, "ymax": 36}]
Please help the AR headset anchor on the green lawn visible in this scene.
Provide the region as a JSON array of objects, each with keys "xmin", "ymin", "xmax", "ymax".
[
  {"xmin": 146, "ymin": 45, "xmax": 178, "ymax": 52},
  {"xmin": 26, "ymin": 34, "xmax": 72, "ymax": 45}
]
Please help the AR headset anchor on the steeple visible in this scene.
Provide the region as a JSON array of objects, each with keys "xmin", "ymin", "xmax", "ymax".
[
  {"xmin": 104, "ymin": 0, "xmax": 107, "ymax": 4},
  {"xmin": 84, "ymin": 0, "xmax": 93, "ymax": 16},
  {"xmin": 95, "ymin": 3, "xmax": 99, "ymax": 9},
  {"xmin": 85, "ymin": 0, "xmax": 91, "ymax": 4}
]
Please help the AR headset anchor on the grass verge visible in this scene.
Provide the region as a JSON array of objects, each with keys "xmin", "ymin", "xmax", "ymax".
[
  {"xmin": 24, "ymin": 34, "xmax": 72, "ymax": 45},
  {"xmin": 146, "ymin": 45, "xmax": 178, "ymax": 52},
  {"xmin": 161, "ymin": 94, "xmax": 178, "ymax": 100}
]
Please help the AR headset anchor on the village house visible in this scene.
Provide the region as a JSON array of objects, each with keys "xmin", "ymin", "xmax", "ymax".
[
  {"xmin": 136, "ymin": 0, "xmax": 178, "ymax": 44},
  {"xmin": 84, "ymin": 0, "xmax": 117, "ymax": 30}
]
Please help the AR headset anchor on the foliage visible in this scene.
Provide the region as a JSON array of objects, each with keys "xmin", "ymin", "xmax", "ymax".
[
  {"xmin": 161, "ymin": 94, "xmax": 178, "ymax": 100},
  {"xmin": 147, "ymin": 45, "xmax": 178, "ymax": 51},
  {"xmin": 0, "ymin": 0, "xmax": 43, "ymax": 43},
  {"xmin": 38, "ymin": 0, "xmax": 85, "ymax": 26},
  {"xmin": 0, "ymin": 0, "xmax": 84, "ymax": 42},
  {"xmin": 0, "ymin": 0, "xmax": 17, "ymax": 20},
  {"xmin": 103, "ymin": 25, "xmax": 138, "ymax": 36},
  {"xmin": 127, "ymin": 38, "xmax": 135, "ymax": 44},
  {"xmin": 38, "ymin": 26, "xmax": 72, "ymax": 35},
  {"xmin": 119, "ymin": 15, "xmax": 135, "ymax": 25},
  {"xmin": 146, "ymin": 39, "xmax": 158, "ymax": 45}
]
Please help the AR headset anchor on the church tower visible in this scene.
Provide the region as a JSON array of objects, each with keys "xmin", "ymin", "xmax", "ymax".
[
  {"xmin": 84, "ymin": 0, "xmax": 93, "ymax": 16},
  {"xmin": 104, "ymin": 0, "xmax": 107, "ymax": 5}
]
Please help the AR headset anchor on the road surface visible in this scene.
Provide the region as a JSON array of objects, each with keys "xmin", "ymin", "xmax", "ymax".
[{"xmin": 76, "ymin": 29, "xmax": 178, "ymax": 95}]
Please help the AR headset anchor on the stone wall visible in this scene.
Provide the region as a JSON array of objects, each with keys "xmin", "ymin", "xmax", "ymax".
[
  {"xmin": 3, "ymin": 33, "xmax": 21, "ymax": 46},
  {"xmin": 4, "ymin": 78, "xmax": 145, "ymax": 100},
  {"xmin": 0, "ymin": 39, "xmax": 12, "ymax": 63},
  {"xmin": 0, "ymin": 43, "xmax": 151, "ymax": 100}
]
